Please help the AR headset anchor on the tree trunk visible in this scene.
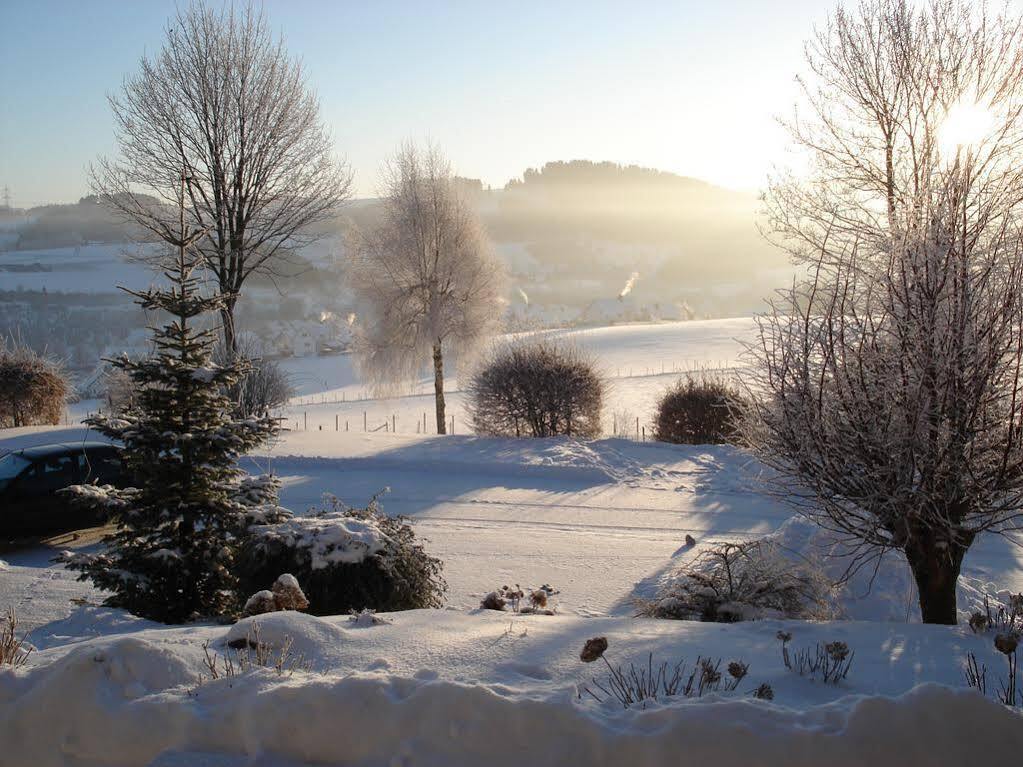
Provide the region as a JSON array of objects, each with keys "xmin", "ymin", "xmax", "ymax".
[
  {"xmin": 433, "ymin": 340, "xmax": 446, "ymax": 435},
  {"xmin": 905, "ymin": 536, "xmax": 969, "ymax": 625},
  {"xmin": 220, "ymin": 301, "xmax": 238, "ymax": 355}
]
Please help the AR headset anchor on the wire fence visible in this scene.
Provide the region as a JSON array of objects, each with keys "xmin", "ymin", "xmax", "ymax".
[
  {"xmin": 287, "ymin": 359, "xmax": 748, "ymax": 408},
  {"xmin": 280, "ymin": 409, "xmax": 670, "ymax": 441}
]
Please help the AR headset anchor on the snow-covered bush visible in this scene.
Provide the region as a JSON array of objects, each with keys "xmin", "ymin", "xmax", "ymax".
[
  {"xmin": 654, "ymin": 376, "xmax": 742, "ymax": 445},
  {"xmin": 0, "ymin": 339, "xmax": 69, "ymax": 428},
  {"xmin": 638, "ymin": 539, "xmax": 834, "ymax": 622},
  {"xmin": 237, "ymin": 494, "xmax": 446, "ymax": 616},
  {"xmin": 468, "ymin": 339, "xmax": 604, "ymax": 438}
]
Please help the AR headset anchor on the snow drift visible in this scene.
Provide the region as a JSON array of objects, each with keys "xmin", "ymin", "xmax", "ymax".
[{"xmin": 3, "ymin": 610, "xmax": 1022, "ymax": 766}]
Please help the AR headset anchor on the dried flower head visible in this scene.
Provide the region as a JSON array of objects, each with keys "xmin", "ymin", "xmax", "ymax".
[
  {"xmin": 968, "ymin": 612, "xmax": 990, "ymax": 634},
  {"xmin": 753, "ymin": 683, "xmax": 774, "ymax": 700},
  {"xmin": 530, "ymin": 590, "xmax": 548, "ymax": 609},
  {"xmin": 776, "ymin": 630, "xmax": 792, "ymax": 643},
  {"xmin": 728, "ymin": 661, "xmax": 749, "ymax": 680},
  {"xmin": 480, "ymin": 592, "xmax": 507, "ymax": 611},
  {"xmin": 580, "ymin": 637, "xmax": 608, "ymax": 663},
  {"xmin": 994, "ymin": 633, "xmax": 1019, "ymax": 656},
  {"xmin": 700, "ymin": 658, "xmax": 721, "ymax": 684},
  {"xmin": 825, "ymin": 641, "xmax": 849, "ymax": 662}
]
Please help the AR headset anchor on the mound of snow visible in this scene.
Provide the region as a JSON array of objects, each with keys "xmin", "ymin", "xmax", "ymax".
[
  {"xmin": 2, "ymin": 628, "xmax": 1021, "ymax": 767},
  {"xmin": 224, "ymin": 612, "xmax": 348, "ymax": 664},
  {"xmin": 26, "ymin": 606, "xmax": 159, "ymax": 652},
  {"xmin": 5, "ymin": 608, "xmax": 1023, "ymax": 764}
]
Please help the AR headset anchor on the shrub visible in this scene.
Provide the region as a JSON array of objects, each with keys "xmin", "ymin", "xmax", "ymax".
[
  {"xmin": 237, "ymin": 494, "xmax": 446, "ymax": 616},
  {"xmin": 215, "ymin": 337, "xmax": 294, "ymax": 417},
  {"xmin": 0, "ymin": 339, "xmax": 69, "ymax": 428},
  {"xmin": 577, "ymin": 637, "xmax": 752, "ymax": 708},
  {"xmin": 654, "ymin": 376, "xmax": 742, "ymax": 445},
  {"xmin": 468, "ymin": 339, "xmax": 604, "ymax": 438},
  {"xmin": 776, "ymin": 631, "xmax": 854, "ymax": 684},
  {"xmin": 1, "ymin": 607, "xmax": 32, "ymax": 668},
  {"xmin": 638, "ymin": 539, "xmax": 834, "ymax": 622}
]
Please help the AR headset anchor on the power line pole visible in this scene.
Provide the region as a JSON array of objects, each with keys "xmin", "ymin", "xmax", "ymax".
[{"xmin": 1, "ymin": 186, "xmax": 10, "ymax": 210}]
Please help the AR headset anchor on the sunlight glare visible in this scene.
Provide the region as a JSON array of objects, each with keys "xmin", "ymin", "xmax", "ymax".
[{"xmin": 938, "ymin": 101, "xmax": 993, "ymax": 155}]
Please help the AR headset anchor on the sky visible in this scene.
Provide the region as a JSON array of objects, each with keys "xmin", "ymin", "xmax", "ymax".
[{"xmin": 0, "ymin": 0, "xmax": 830, "ymax": 206}]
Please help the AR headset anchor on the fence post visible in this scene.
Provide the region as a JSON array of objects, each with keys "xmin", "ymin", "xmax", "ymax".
[
  {"xmin": 636, "ymin": 417, "xmax": 640, "ymax": 440},
  {"xmin": 642, "ymin": 426, "xmax": 645, "ymax": 441},
  {"xmin": 335, "ymin": 414, "xmax": 338, "ymax": 432},
  {"xmin": 392, "ymin": 414, "xmax": 396, "ymax": 433},
  {"xmin": 450, "ymin": 414, "xmax": 454, "ymax": 434},
  {"xmin": 364, "ymin": 411, "xmax": 367, "ymax": 432},
  {"xmin": 304, "ymin": 412, "xmax": 307, "ymax": 431}
]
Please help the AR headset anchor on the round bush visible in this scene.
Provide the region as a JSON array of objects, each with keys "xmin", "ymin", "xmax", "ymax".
[
  {"xmin": 468, "ymin": 340, "xmax": 604, "ymax": 438},
  {"xmin": 237, "ymin": 495, "xmax": 446, "ymax": 616},
  {"xmin": 0, "ymin": 340, "xmax": 69, "ymax": 428},
  {"xmin": 654, "ymin": 377, "xmax": 742, "ymax": 445}
]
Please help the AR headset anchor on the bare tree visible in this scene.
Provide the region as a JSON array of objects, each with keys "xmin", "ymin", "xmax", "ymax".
[
  {"xmin": 92, "ymin": 2, "xmax": 352, "ymax": 352},
  {"xmin": 349, "ymin": 144, "xmax": 505, "ymax": 434},
  {"xmin": 744, "ymin": 0, "xmax": 1023, "ymax": 624}
]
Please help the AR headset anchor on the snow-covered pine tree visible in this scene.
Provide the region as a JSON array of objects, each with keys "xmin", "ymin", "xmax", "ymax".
[{"xmin": 64, "ymin": 176, "xmax": 282, "ymax": 623}]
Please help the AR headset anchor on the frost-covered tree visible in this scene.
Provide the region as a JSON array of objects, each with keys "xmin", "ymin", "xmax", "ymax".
[
  {"xmin": 349, "ymin": 144, "xmax": 505, "ymax": 434},
  {"xmin": 64, "ymin": 176, "xmax": 283, "ymax": 623},
  {"xmin": 744, "ymin": 0, "xmax": 1023, "ymax": 624},
  {"xmin": 92, "ymin": 2, "xmax": 352, "ymax": 352}
]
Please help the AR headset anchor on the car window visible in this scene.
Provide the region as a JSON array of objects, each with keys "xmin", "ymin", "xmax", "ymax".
[
  {"xmin": 80, "ymin": 450, "xmax": 123, "ymax": 483},
  {"xmin": 0, "ymin": 453, "xmax": 31, "ymax": 492},
  {"xmin": 19, "ymin": 455, "xmax": 77, "ymax": 493}
]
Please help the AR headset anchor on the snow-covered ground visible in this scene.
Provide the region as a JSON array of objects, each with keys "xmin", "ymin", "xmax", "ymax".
[
  {"xmin": 279, "ymin": 318, "xmax": 754, "ymax": 436},
  {"xmin": 3, "ymin": 318, "xmax": 1022, "ymax": 764},
  {"xmin": 4, "ymin": 608, "xmax": 1023, "ymax": 766},
  {"xmin": 0, "ymin": 243, "xmax": 163, "ymax": 294}
]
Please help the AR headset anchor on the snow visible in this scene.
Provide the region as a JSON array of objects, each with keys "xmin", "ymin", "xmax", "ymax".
[
  {"xmin": 279, "ymin": 318, "xmax": 754, "ymax": 438},
  {"xmin": 0, "ymin": 243, "xmax": 164, "ymax": 293},
  {"xmin": 2, "ymin": 609, "xmax": 1022, "ymax": 765},
  {"xmin": 248, "ymin": 509, "xmax": 388, "ymax": 568},
  {"xmin": 2, "ymin": 317, "xmax": 1022, "ymax": 763}
]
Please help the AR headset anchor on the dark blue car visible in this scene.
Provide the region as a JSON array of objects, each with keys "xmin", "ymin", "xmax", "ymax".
[{"xmin": 0, "ymin": 441, "xmax": 126, "ymax": 539}]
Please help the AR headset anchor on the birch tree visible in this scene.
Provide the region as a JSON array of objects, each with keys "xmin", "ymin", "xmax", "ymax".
[
  {"xmin": 92, "ymin": 2, "xmax": 352, "ymax": 352},
  {"xmin": 349, "ymin": 144, "xmax": 505, "ymax": 434},
  {"xmin": 744, "ymin": 0, "xmax": 1023, "ymax": 623}
]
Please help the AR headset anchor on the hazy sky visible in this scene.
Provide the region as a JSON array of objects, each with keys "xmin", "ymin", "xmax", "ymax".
[{"xmin": 1, "ymin": 0, "xmax": 830, "ymax": 206}]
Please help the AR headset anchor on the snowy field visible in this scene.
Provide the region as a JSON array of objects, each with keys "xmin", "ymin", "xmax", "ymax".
[
  {"xmin": 278, "ymin": 318, "xmax": 755, "ymax": 436},
  {"xmin": 0, "ymin": 243, "xmax": 164, "ymax": 294},
  {"xmin": 3, "ymin": 318, "xmax": 1023, "ymax": 764}
]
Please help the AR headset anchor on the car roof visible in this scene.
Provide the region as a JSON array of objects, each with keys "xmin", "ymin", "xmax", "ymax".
[{"xmin": 11, "ymin": 442, "xmax": 117, "ymax": 460}]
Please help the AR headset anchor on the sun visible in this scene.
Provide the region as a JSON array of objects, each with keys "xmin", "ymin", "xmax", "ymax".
[{"xmin": 938, "ymin": 101, "xmax": 994, "ymax": 156}]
